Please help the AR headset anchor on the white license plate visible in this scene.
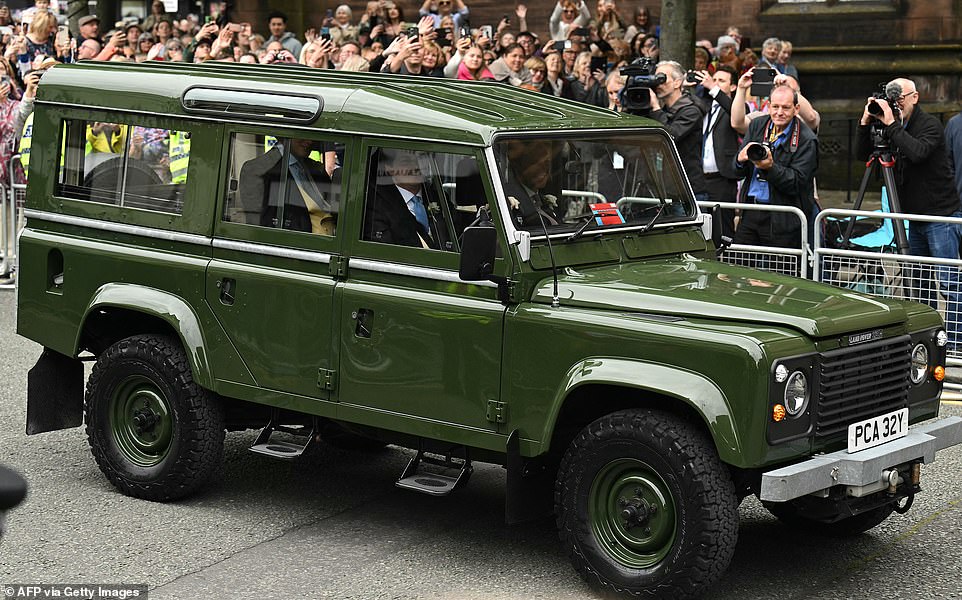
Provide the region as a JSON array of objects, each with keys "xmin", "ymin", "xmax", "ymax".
[{"xmin": 847, "ymin": 408, "xmax": 909, "ymax": 453}]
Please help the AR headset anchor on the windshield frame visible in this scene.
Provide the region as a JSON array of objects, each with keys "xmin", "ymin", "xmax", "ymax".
[{"xmin": 487, "ymin": 128, "xmax": 704, "ymax": 249}]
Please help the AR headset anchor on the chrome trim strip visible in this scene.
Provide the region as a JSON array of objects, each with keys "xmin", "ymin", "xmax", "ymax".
[
  {"xmin": 23, "ymin": 209, "xmax": 212, "ymax": 246},
  {"xmin": 351, "ymin": 258, "xmax": 498, "ymax": 288},
  {"xmin": 212, "ymin": 238, "xmax": 332, "ymax": 264}
]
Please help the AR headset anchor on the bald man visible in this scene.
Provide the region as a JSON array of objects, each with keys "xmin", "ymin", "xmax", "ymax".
[{"xmin": 857, "ymin": 77, "xmax": 962, "ymax": 350}]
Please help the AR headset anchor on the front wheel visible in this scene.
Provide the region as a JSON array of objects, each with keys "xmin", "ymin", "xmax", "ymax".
[
  {"xmin": 85, "ymin": 334, "xmax": 225, "ymax": 501},
  {"xmin": 555, "ymin": 409, "xmax": 739, "ymax": 599}
]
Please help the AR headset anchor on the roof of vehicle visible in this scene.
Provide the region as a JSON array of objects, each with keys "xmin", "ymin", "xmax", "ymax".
[{"xmin": 36, "ymin": 61, "xmax": 658, "ymax": 146}]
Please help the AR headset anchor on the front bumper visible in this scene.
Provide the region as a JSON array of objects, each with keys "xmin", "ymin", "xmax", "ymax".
[{"xmin": 759, "ymin": 416, "xmax": 962, "ymax": 502}]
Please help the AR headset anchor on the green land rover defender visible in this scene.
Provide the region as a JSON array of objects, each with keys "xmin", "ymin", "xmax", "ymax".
[{"xmin": 17, "ymin": 62, "xmax": 962, "ymax": 598}]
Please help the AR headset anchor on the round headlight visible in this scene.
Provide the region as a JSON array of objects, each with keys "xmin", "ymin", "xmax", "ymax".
[
  {"xmin": 784, "ymin": 371, "xmax": 809, "ymax": 416},
  {"xmin": 911, "ymin": 343, "xmax": 929, "ymax": 384}
]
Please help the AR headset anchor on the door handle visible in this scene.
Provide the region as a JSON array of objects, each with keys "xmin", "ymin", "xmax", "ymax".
[
  {"xmin": 217, "ymin": 278, "xmax": 236, "ymax": 306},
  {"xmin": 352, "ymin": 308, "xmax": 374, "ymax": 338}
]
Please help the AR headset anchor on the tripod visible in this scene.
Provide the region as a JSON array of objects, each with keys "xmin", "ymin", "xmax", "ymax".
[
  {"xmin": 839, "ymin": 143, "xmax": 914, "ymax": 300},
  {"xmin": 841, "ymin": 145, "xmax": 909, "ymax": 254}
]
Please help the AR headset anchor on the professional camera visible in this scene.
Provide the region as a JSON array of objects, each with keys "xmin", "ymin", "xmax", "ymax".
[
  {"xmin": 866, "ymin": 81, "xmax": 903, "ymax": 147},
  {"xmin": 619, "ymin": 57, "xmax": 666, "ymax": 115},
  {"xmin": 745, "ymin": 142, "xmax": 771, "ymax": 181}
]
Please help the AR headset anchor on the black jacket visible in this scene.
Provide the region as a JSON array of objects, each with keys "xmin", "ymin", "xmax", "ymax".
[
  {"xmin": 733, "ymin": 115, "xmax": 819, "ymax": 236},
  {"xmin": 363, "ymin": 184, "xmax": 449, "ymax": 250},
  {"xmin": 855, "ymin": 106, "xmax": 960, "ymax": 216},
  {"xmin": 694, "ymin": 89, "xmax": 742, "ymax": 181},
  {"xmin": 650, "ymin": 94, "xmax": 707, "ymax": 194}
]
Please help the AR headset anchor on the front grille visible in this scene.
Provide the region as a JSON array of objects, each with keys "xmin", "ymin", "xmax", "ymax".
[{"xmin": 815, "ymin": 335, "xmax": 912, "ymax": 440}]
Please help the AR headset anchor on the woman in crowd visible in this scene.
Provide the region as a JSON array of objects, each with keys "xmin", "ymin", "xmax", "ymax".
[
  {"xmin": 329, "ymin": 5, "xmax": 359, "ymax": 46},
  {"xmin": 595, "ymin": 0, "xmax": 626, "ymax": 41},
  {"xmin": 17, "ymin": 10, "xmax": 55, "ymax": 76},
  {"xmin": 570, "ymin": 50, "xmax": 605, "ymax": 106},
  {"xmin": 623, "ymin": 5, "xmax": 650, "ymax": 41},
  {"xmin": 524, "ymin": 56, "xmax": 547, "ymax": 91},
  {"xmin": 420, "ymin": 41, "xmax": 446, "ymax": 77},
  {"xmin": 693, "ymin": 45, "xmax": 711, "ymax": 73},
  {"xmin": 549, "ymin": 0, "xmax": 590, "ymax": 41},
  {"xmin": 488, "ymin": 43, "xmax": 531, "ymax": 87},
  {"xmin": 542, "ymin": 51, "xmax": 573, "ymax": 98},
  {"xmin": 456, "ymin": 44, "xmax": 493, "ymax": 81},
  {"xmin": 0, "ymin": 61, "xmax": 20, "ymax": 184},
  {"xmin": 153, "ymin": 19, "xmax": 174, "ymax": 45}
]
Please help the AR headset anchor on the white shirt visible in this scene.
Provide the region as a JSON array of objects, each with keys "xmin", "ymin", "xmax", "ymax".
[{"xmin": 702, "ymin": 87, "xmax": 723, "ymax": 174}]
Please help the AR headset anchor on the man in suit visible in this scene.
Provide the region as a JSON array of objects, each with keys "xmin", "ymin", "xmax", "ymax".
[
  {"xmin": 238, "ymin": 137, "xmax": 336, "ymax": 235},
  {"xmin": 693, "ymin": 65, "xmax": 742, "ymax": 239},
  {"xmin": 364, "ymin": 149, "xmax": 449, "ymax": 249}
]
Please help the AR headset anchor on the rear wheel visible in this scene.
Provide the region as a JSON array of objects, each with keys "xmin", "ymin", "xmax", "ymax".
[
  {"xmin": 85, "ymin": 334, "xmax": 224, "ymax": 501},
  {"xmin": 556, "ymin": 409, "xmax": 738, "ymax": 599}
]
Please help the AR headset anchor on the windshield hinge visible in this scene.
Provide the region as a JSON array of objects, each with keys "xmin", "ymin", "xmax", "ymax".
[
  {"xmin": 318, "ymin": 368, "xmax": 337, "ymax": 391},
  {"xmin": 486, "ymin": 400, "xmax": 507, "ymax": 424},
  {"xmin": 329, "ymin": 255, "xmax": 347, "ymax": 278}
]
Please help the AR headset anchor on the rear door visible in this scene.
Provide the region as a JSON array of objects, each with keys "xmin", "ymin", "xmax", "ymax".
[{"xmin": 206, "ymin": 126, "xmax": 348, "ymax": 404}]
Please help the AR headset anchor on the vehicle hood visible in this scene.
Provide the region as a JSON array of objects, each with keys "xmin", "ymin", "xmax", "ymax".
[{"xmin": 532, "ymin": 254, "xmax": 907, "ymax": 338}]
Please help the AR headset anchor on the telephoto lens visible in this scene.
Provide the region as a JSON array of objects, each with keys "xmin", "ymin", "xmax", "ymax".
[{"xmin": 746, "ymin": 143, "xmax": 769, "ymax": 162}]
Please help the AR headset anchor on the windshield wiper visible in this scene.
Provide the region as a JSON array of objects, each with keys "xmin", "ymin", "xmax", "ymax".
[
  {"xmin": 564, "ymin": 215, "xmax": 599, "ymax": 243},
  {"xmin": 637, "ymin": 199, "xmax": 667, "ymax": 235}
]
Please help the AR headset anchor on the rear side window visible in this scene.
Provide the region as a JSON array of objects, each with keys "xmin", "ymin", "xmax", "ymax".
[
  {"xmin": 222, "ymin": 132, "xmax": 341, "ymax": 236},
  {"xmin": 57, "ymin": 119, "xmax": 190, "ymax": 214}
]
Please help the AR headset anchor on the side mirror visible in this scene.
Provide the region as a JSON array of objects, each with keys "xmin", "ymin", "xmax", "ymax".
[
  {"xmin": 459, "ymin": 225, "xmax": 497, "ymax": 281},
  {"xmin": 711, "ymin": 204, "xmax": 732, "ymax": 257}
]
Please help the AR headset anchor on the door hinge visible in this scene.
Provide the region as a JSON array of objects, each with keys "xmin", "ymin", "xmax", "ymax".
[
  {"xmin": 329, "ymin": 255, "xmax": 347, "ymax": 278},
  {"xmin": 318, "ymin": 369, "xmax": 337, "ymax": 391},
  {"xmin": 486, "ymin": 400, "xmax": 507, "ymax": 424}
]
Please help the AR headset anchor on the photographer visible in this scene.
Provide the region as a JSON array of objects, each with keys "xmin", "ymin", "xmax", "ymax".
[
  {"xmin": 856, "ymin": 78, "xmax": 962, "ymax": 349},
  {"xmin": 732, "ymin": 84, "xmax": 818, "ymax": 249},
  {"xmin": 648, "ymin": 60, "xmax": 707, "ymax": 201}
]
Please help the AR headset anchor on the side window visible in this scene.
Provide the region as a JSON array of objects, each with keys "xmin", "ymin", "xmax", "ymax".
[
  {"xmin": 224, "ymin": 133, "xmax": 340, "ymax": 236},
  {"xmin": 57, "ymin": 119, "xmax": 189, "ymax": 214},
  {"xmin": 362, "ymin": 146, "xmax": 488, "ymax": 252}
]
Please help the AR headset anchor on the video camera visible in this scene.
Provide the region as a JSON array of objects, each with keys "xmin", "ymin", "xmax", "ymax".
[
  {"xmin": 619, "ymin": 57, "xmax": 666, "ymax": 116},
  {"xmin": 866, "ymin": 81, "xmax": 903, "ymax": 147}
]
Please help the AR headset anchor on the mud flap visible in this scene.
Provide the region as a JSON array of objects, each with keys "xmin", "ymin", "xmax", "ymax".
[
  {"xmin": 26, "ymin": 348, "xmax": 84, "ymax": 435},
  {"xmin": 505, "ymin": 429, "xmax": 554, "ymax": 524}
]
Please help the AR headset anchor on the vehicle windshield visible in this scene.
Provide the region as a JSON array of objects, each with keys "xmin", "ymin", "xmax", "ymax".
[{"xmin": 493, "ymin": 132, "xmax": 696, "ymax": 237}]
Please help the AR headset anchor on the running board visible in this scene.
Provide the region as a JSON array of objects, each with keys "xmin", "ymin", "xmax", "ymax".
[
  {"xmin": 396, "ymin": 444, "xmax": 472, "ymax": 496},
  {"xmin": 249, "ymin": 418, "xmax": 315, "ymax": 460}
]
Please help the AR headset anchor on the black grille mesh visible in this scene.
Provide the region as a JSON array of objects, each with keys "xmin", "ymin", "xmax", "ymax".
[{"xmin": 815, "ymin": 336, "xmax": 911, "ymax": 440}]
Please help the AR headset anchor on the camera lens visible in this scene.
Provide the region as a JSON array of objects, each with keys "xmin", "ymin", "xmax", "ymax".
[
  {"xmin": 867, "ymin": 99, "xmax": 884, "ymax": 117},
  {"xmin": 746, "ymin": 143, "xmax": 768, "ymax": 162}
]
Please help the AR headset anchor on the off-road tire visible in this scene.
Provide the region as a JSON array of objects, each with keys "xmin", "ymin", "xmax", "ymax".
[
  {"xmin": 764, "ymin": 500, "xmax": 894, "ymax": 537},
  {"xmin": 556, "ymin": 409, "xmax": 738, "ymax": 599},
  {"xmin": 85, "ymin": 334, "xmax": 224, "ymax": 501}
]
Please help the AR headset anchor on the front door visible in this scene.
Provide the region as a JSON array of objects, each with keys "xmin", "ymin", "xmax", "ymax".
[{"xmin": 338, "ymin": 142, "xmax": 508, "ymax": 434}]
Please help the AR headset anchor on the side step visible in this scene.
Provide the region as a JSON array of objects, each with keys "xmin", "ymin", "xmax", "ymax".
[
  {"xmin": 396, "ymin": 444, "xmax": 472, "ymax": 497},
  {"xmin": 249, "ymin": 417, "xmax": 315, "ymax": 460}
]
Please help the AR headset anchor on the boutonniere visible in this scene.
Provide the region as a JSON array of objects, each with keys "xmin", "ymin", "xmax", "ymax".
[
  {"xmin": 507, "ymin": 196, "xmax": 521, "ymax": 210},
  {"xmin": 543, "ymin": 194, "xmax": 558, "ymax": 208},
  {"xmin": 427, "ymin": 202, "xmax": 441, "ymax": 214}
]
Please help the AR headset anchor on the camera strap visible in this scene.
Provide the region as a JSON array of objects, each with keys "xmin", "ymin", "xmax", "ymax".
[{"xmin": 764, "ymin": 116, "xmax": 800, "ymax": 154}]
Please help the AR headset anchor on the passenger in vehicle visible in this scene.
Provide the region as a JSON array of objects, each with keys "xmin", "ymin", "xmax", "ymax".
[
  {"xmin": 238, "ymin": 137, "xmax": 336, "ymax": 235},
  {"xmin": 500, "ymin": 140, "xmax": 565, "ymax": 228},
  {"xmin": 364, "ymin": 148, "xmax": 448, "ymax": 249}
]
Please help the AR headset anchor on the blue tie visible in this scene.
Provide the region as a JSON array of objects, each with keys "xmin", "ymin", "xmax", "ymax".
[{"xmin": 410, "ymin": 194, "xmax": 429, "ymax": 232}]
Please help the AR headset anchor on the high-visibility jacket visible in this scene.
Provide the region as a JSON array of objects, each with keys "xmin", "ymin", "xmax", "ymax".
[{"xmin": 169, "ymin": 131, "xmax": 190, "ymax": 183}]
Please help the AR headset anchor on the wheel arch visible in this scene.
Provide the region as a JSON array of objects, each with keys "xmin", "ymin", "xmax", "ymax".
[
  {"xmin": 541, "ymin": 358, "xmax": 742, "ymax": 465},
  {"xmin": 77, "ymin": 283, "xmax": 213, "ymax": 389}
]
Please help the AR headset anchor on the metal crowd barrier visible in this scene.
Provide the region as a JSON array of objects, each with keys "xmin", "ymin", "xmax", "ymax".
[
  {"xmin": 814, "ymin": 208, "xmax": 962, "ymax": 388},
  {"xmin": 0, "ymin": 153, "xmax": 24, "ymax": 289},
  {"xmin": 697, "ymin": 201, "xmax": 809, "ymax": 279}
]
